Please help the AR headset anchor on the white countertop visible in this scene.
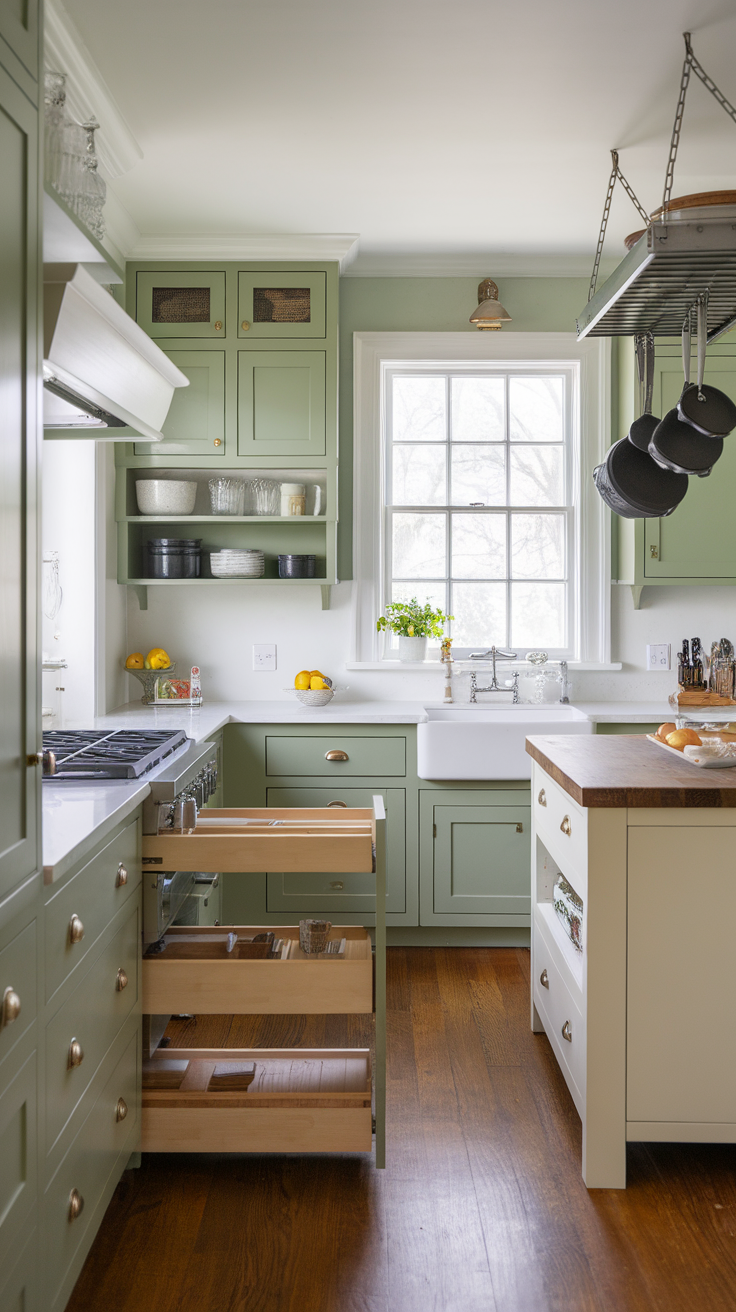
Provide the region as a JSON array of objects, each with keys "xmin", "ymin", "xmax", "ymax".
[{"xmin": 41, "ymin": 698, "xmax": 687, "ymax": 880}]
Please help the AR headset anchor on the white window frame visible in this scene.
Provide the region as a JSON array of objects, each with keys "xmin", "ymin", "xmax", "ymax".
[{"xmin": 350, "ymin": 331, "xmax": 615, "ymax": 670}]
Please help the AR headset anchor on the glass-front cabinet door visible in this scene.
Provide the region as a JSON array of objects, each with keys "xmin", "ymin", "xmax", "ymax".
[
  {"xmin": 134, "ymin": 351, "xmax": 225, "ymax": 456},
  {"xmin": 237, "ymin": 350, "xmax": 326, "ymax": 456},
  {"xmin": 135, "ymin": 271, "xmax": 226, "ymax": 339},
  {"xmin": 238, "ymin": 271, "xmax": 326, "ymax": 339}
]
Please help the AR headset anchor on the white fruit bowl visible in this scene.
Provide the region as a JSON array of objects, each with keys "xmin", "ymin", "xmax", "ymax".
[{"xmin": 287, "ymin": 687, "xmax": 337, "ymax": 708}]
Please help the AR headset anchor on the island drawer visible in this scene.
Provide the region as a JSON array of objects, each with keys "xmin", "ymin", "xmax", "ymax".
[
  {"xmin": 0, "ymin": 919, "xmax": 36, "ymax": 1069},
  {"xmin": 533, "ymin": 769, "xmax": 587, "ymax": 889},
  {"xmin": 142, "ymin": 925, "xmax": 373, "ymax": 1014},
  {"xmin": 142, "ymin": 807, "xmax": 375, "ymax": 873},
  {"xmin": 533, "ymin": 939, "xmax": 585, "ymax": 1116},
  {"xmin": 265, "ymin": 735, "xmax": 406, "ymax": 778},
  {"xmin": 141, "ymin": 1047, "xmax": 373, "ymax": 1154}
]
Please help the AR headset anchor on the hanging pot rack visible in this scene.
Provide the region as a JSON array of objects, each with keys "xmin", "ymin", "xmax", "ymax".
[{"xmin": 577, "ymin": 33, "xmax": 736, "ymax": 342}]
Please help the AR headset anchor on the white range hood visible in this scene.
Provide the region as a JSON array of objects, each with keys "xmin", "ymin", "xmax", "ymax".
[{"xmin": 43, "ymin": 263, "xmax": 189, "ymax": 441}]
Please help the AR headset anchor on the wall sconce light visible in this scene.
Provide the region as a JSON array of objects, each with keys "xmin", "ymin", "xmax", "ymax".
[{"xmin": 469, "ymin": 278, "xmax": 512, "ymax": 331}]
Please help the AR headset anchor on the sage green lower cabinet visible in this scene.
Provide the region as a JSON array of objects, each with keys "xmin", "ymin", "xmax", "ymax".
[
  {"xmin": 595, "ymin": 723, "xmax": 660, "ymax": 736},
  {"xmin": 134, "ymin": 349, "xmax": 225, "ymax": 457},
  {"xmin": 265, "ymin": 787, "xmax": 406, "ymax": 916},
  {"xmin": 237, "ymin": 350, "xmax": 326, "ymax": 456},
  {"xmin": 0, "ymin": 1229, "xmax": 40, "ymax": 1312},
  {"xmin": 420, "ymin": 790, "xmax": 531, "ymax": 927}
]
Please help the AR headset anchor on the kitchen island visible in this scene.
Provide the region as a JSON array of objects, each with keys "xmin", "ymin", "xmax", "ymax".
[{"xmin": 527, "ymin": 733, "xmax": 736, "ymax": 1189}]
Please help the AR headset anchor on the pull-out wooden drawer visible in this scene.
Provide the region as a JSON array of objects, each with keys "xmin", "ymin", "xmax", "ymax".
[
  {"xmin": 142, "ymin": 925, "xmax": 373, "ymax": 1014},
  {"xmin": 143, "ymin": 807, "xmax": 375, "ymax": 873},
  {"xmin": 141, "ymin": 1047, "xmax": 372, "ymax": 1154}
]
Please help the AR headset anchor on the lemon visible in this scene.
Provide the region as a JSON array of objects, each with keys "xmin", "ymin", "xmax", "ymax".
[
  {"xmin": 310, "ymin": 675, "xmax": 328, "ymax": 690},
  {"xmin": 146, "ymin": 647, "xmax": 171, "ymax": 670},
  {"xmin": 310, "ymin": 669, "xmax": 324, "ymax": 678},
  {"xmin": 295, "ymin": 670, "xmax": 311, "ymax": 690},
  {"xmin": 125, "ymin": 652, "xmax": 144, "ymax": 670}
]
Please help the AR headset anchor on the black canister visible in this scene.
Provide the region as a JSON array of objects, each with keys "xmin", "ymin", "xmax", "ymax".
[
  {"xmin": 278, "ymin": 553, "xmax": 316, "ymax": 579},
  {"xmin": 147, "ymin": 538, "xmax": 202, "ymax": 579}
]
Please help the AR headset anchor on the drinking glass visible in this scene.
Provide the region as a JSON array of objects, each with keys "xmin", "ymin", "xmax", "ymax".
[{"xmin": 208, "ymin": 477, "xmax": 245, "ymax": 515}]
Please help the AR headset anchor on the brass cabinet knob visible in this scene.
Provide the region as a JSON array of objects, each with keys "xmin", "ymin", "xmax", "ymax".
[
  {"xmin": 537, "ymin": 788, "xmax": 547, "ymax": 806},
  {"xmin": 213, "ymin": 439, "xmax": 222, "ymax": 447},
  {"xmin": 540, "ymin": 968, "xmax": 549, "ymax": 989},
  {"xmin": 1, "ymin": 986, "xmax": 21, "ymax": 1027},
  {"xmin": 68, "ymin": 1038, "xmax": 84, "ymax": 1069},
  {"xmin": 325, "ymin": 750, "xmax": 349, "ymax": 762},
  {"xmin": 241, "ymin": 320, "xmax": 250, "ymax": 330},
  {"xmin": 68, "ymin": 1188, "xmax": 84, "ymax": 1222},
  {"xmin": 214, "ymin": 320, "xmax": 223, "ymax": 331},
  {"xmin": 68, "ymin": 914, "xmax": 85, "ymax": 944},
  {"xmin": 115, "ymin": 862, "xmax": 128, "ymax": 888},
  {"xmin": 561, "ymin": 1020, "xmax": 572, "ymax": 1043},
  {"xmin": 115, "ymin": 1097, "xmax": 128, "ymax": 1123},
  {"xmin": 560, "ymin": 815, "xmax": 572, "ymax": 837},
  {"xmin": 115, "ymin": 968, "xmax": 128, "ymax": 992}
]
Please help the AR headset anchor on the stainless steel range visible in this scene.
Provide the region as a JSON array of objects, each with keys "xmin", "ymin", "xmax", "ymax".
[{"xmin": 42, "ymin": 728, "xmax": 190, "ymax": 779}]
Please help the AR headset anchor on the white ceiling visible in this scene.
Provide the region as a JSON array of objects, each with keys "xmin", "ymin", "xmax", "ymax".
[{"xmin": 58, "ymin": 0, "xmax": 736, "ymax": 275}]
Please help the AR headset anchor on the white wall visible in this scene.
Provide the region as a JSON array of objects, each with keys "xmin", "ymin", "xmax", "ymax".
[
  {"xmin": 123, "ymin": 577, "xmax": 736, "ymax": 706},
  {"xmin": 42, "ymin": 441, "xmax": 97, "ymax": 723}
]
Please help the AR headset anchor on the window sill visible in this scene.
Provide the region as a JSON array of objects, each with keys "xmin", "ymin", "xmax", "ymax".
[{"xmin": 345, "ymin": 661, "xmax": 623, "ymax": 672}]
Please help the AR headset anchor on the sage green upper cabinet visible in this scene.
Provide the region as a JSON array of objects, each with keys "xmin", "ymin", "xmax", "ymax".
[
  {"xmin": 0, "ymin": 60, "xmax": 41, "ymax": 900},
  {"xmin": 237, "ymin": 350, "xmax": 326, "ymax": 456},
  {"xmin": 0, "ymin": 0, "xmax": 39, "ymax": 95},
  {"xmin": 135, "ymin": 271, "xmax": 226, "ymax": 339},
  {"xmin": 238, "ymin": 271, "xmax": 326, "ymax": 339},
  {"xmin": 420, "ymin": 791, "xmax": 531, "ymax": 926},
  {"xmin": 134, "ymin": 350, "xmax": 225, "ymax": 457},
  {"xmin": 615, "ymin": 340, "xmax": 736, "ymax": 605}
]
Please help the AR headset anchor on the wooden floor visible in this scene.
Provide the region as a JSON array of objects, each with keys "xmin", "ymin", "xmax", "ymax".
[{"xmin": 67, "ymin": 948, "xmax": 736, "ymax": 1312}]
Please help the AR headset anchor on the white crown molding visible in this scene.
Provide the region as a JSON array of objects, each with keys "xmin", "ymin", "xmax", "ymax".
[
  {"xmin": 124, "ymin": 233, "xmax": 361, "ymax": 271},
  {"xmin": 44, "ymin": 0, "xmax": 143, "ymax": 178},
  {"xmin": 342, "ymin": 251, "xmax": 616, "ymax": 279}
]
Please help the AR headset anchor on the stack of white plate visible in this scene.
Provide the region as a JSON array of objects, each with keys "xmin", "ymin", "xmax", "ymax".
[{"xmin": 210, "ymin": 549, "xmax": 265, "ymax": 578}]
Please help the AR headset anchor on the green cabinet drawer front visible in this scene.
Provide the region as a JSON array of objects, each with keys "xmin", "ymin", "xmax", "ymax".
[
  {"xmin": 430, "ymin": 802, "xmax": 531, "ymax": 916},
  {"xmin": 238, "ymin": 271, "xmax": 326, "ymax": 338},
  {"xmin": 44, "ymin": 1029, "xmax": 139, "ymax": 1311},
  {"xmin": 595, "ymin": 723, "xmax": 660, "ymax": 735},
  {"xmin": 134, "ymin": 350, "xmax": 225, "ymax": 456},
  {"xmin": 45, "ymin": 907, "xmax": 139, "ymax": 1155},
  {"xmin": 0, "ymin": 920, "xmax": 36, "ymax": 1070},
  {"xmin": 0, "ymin": 1229, "xmax": 38, "ymax": 1312},
  {"xmin": 265, "ymin": 787, "xmax": 406, "ymax": 916},
  {"xmin": 237, "ymin": 351, "xmax": 326, "ymax": 456},
  {"xmin": 45, "ymin": 817, "xmax": 140, "ymax": 1005},
  {"xmin": 0, "ymin": 1048, "xmax": 36, "ymax": 1273},
  {"xmin": 135, "ymin": 271, "xmax": 226, "ymax": 338},
  {"xmin": 266, "ymin": 734, "xmax": 406, "ymax": 778},
  {"xmin": 645, "ymin": 352, "xmax": 736, "ymax": 579}
]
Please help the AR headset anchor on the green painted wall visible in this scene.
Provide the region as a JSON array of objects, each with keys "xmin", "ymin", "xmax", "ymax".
[{"xmin": 337, "ymin": 276, "xmax": 590, "ymax": 578}]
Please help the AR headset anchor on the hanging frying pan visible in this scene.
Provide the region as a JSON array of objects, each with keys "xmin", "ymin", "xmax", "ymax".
[
  {"xmin": 593, "ymin": 437, "xmax": 687, "ymax": 519},
  {"xmin": 677, "ymin": 298, "xmax": 736, "ymax": 438},
  {"xmin": 649, "ymin": 316, "xmax": 723, "ymax": 477},
  {"xmin": 628, "ymin": 332, "xmax": 660, "ymax": 452}
]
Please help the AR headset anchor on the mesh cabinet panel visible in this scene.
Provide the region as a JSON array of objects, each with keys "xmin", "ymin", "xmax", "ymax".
[
  {"xmin": 253, "ymin": 287, "xmax": 311, "ymax": 323},
  {"xmin": 152, "ymin": 286, "xmax": 211, "ymax": 323}
]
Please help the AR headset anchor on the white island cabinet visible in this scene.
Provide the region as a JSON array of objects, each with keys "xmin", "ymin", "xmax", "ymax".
[{"xmin": 527, "ymin": 733, "xmax": 736, "ymax": 1189}]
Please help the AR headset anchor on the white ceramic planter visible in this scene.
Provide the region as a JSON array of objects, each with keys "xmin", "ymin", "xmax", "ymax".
[{"xmin": 397, "ymin": 635, "xmax": 427, "ymax": 663}]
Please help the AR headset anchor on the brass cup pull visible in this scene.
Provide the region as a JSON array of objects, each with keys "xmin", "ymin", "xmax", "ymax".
[
  {"xmin": 68, "ymin": 1038, "xmax": 84, "ymax": 1069},
  {"xmin": 68, "ymin": 1188, "xmax": 84, "ymax": 1222},
  {"xmin": 241, "ymin": 320, "xmax": 250, "ymax": 330},
  {"xmin": 68, "ymin": 914, "xmax": 85, "ymax": 944},
  {"xmin": 116, "ymin": 968, "xmax": 128, "ymax": 992},
  {"xmin": 325, "ymin": 750, "xmax": 349, "ymax": 762},
  {"xmin": 330, "ymin": 881, "xmax": 345, "ymax": 891},
  {"xmin": 560, "ymin": 815, "xmax": 572, "ymax": 837},
  {"xmin": 540, "ymin": 968, "xmax": 549, "ymax": 989},
  {"xmin": 538, "ymin": 788, "xmax": 547, "ymax": 806},
  {"xmin": 214, "ymin": 320, "xmax": 222, "ymax": 330},
  {"xmin": 1, "ymin": 986, "xmax": 21, "ymax": 1027},
  {"xmin": 561, "ymin": 1020, "xmax": 572, "ymax": 1043},
  {"xmin": 327, "ymin": 800, "xmax": 347, "ymax": 807},
  {"xmin": 115, "ymin": 862, "xmax": 128, "ymax": 888},
  {"xmin": 115, "ymin": 1097, "xmax": 128, "ymax": 1123}
]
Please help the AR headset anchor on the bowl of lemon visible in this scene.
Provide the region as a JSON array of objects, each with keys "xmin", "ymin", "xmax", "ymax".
[
  {"xmin": 289, "ymin": 669, "xmax": 336, "ymax": 708},
  {"xmin": 125, "ymin": 648, "xmax": 175, "ymax": 704}
]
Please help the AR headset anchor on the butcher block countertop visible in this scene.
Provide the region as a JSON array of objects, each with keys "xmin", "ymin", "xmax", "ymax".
[{"xmin": 526, "ymin": 733, "xmax": 736, "ymax": 808}]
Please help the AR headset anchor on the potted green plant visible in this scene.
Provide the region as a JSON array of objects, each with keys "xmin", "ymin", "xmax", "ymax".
[{"xmin": 376, "ymin": 597, "xmax": 453, "ymax": 663}]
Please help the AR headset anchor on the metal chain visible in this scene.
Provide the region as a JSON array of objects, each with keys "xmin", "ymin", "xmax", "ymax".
[
  {"xmin": 588, "ymin": 151, "xmax": 650, "ymax": 302},
  {"xmin": 663, "ymin": 32, "xmax": 736, "ymax": 212}
]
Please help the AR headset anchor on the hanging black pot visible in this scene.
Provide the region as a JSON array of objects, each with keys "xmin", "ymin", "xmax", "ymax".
[
  {"xmin": 628, "ymin": 332, "xmax": 660, "ymax": 452},
  {"xmin": 593, "ymin": 437, "xmax": 688, "ymax": 519},
  {"xmin": 649, "ymin": 316, "xmax": 723, "ymax": 476},
  {"xmin": 677, "ymin": 299, "xmax": 736, "ymax": 438}
]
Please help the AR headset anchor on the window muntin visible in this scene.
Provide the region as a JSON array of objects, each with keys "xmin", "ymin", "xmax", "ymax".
[{"xmin": 384, "ymin": 368, "xmax": 574, "ymax": 658}]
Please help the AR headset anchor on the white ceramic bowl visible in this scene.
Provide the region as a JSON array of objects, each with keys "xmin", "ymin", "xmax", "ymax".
[
  {"xmin": 293, "ymin": 687, "xmax": 336, "ymax": 708},
  {"xmin": 136, "ymin": 480, "xmax": 197, "ymax": 516}
]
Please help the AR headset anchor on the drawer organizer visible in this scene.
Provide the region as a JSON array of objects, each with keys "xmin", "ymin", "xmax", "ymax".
[{"xmin": 141, "ymin": 802, "xmax": 386, "ymax": 1165}]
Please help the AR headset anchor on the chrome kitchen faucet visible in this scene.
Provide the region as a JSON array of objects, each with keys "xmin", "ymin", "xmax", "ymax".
[{"xmin": 468, "ymin": 647, "xmax": 520, "ymax": 703}]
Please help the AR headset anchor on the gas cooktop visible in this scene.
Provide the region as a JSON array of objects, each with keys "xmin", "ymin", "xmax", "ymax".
[{"xmin": 42, "ymin": 729, "xmax": 189, "ymax": 780}]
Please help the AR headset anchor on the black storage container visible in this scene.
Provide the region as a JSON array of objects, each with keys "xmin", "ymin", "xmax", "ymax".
[
  {"xmin": 278, "ymin": 553, "xmax": 316, "ymax": 579},
  {"xmin": 147, "ymin": 538, "xmax": 202, "ymax": 579}
]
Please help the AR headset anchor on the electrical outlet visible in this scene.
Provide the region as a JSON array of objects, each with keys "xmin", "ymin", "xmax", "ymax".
[
  {"xmin": 252, "ymin": 643, "xmax": 276, "ymax": 671},
  {"xmin": 646, "ymin": 643, "xmax": 671, "ymax": 671}
]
